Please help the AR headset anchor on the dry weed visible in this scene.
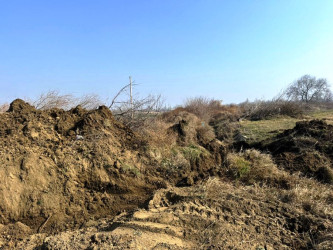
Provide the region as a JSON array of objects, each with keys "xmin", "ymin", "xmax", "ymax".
[
  {"xmin": 140, "ymin": 118, "xmax": 177, "ymax": 148},
  {"xmin": 203, "ymin": 177, "xmax": 232, "ymax": 200},
  {"xmin": 196, "ymin": 124, "xmax": 216, "ymax": 144},
  {"xmin": 279, "ymin": 177, "xmax": 333, "ymax": 218},
  {"xmin": 226, "ymin": 149, "xmax": 291, "ymax": 187}
]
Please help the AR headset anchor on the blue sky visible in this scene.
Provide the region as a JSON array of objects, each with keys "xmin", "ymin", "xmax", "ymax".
[{"xmin": 1, "ymin": 0, "xmax": 333, "ymax": 106}]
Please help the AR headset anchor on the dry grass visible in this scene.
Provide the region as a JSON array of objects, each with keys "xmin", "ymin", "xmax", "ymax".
[
  {"xmin": 203, "ymin": 177, "xmax": 230, "ymax": 200},
  {"xmin": 280, "ymin": 178, "xmax": 333, "ymax": 217},
  {"xmin": 226, "ymin": 149, "xmax": 291, "ymax": 187},
  {"xmin": 307, "ymin": 110, "xmax": 333, "ymax": 124},
  {"xmin": 196, "ymin": 125, "xmax": 216, "ymax": 144},
  {"xmin": 202, "ymin": 176, "xmax": 333, "ymax": 249},
  {"xmin": 161, "ymin": 109, "xmax": 217, "ymax": 146},
  {"xmin": 140, "ymin": 117, "xmax": 177, "ymax": 148},
  {"xmin": 204, "ymin": 175, "xmax": 333, "ymax": 220}
]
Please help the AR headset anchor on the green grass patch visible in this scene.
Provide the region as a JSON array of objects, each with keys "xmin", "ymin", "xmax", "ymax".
[
  {"xmin": 240, "ymin": 117, "xmax": 299, "ymax": 143},
  {"xmin": 180, "ymin": 144, "xmax": 209, "ymax": 161}
]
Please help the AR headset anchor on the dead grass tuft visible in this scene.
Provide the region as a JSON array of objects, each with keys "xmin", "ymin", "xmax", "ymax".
[
  {"xmin": 226, "ymin": 149, "xmax": 291, "ymax": 187},
  {"xmin": 279, "ymin": 177, "xmax": 333, "ymax": 218},
  {"xmin": 140, "ymin": 117, "xmax": 177, "ymax": 148},
  {"xmin": 161, "ymin": 109, "xmax": 216, "ymax": 146}
]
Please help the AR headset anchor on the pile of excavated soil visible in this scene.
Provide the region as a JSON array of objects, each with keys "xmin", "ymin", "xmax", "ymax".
[
  {"xmin": 15, "ymin": 180, "xmax": 333, "ymax": 249},
  {"xmin": 146, "ymin": 109, "xmax": 226, "ymax": 186},
  {"xmin": 0, "ymin": 100, "xmax": 225, "ymax": 248},
  {"xmin": 260, "ymin": 120, "xmax": 333, "ymax": 184},
  {"xmin": 0, "ymin": 99, "xmax": 164, "ymax": 237}
]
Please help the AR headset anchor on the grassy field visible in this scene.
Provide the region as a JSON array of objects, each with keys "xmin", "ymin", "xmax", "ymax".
[
  {"xmin": 240, "ymin": 110, "xmax": 333, "ymax": 144},
  {"xmin": 307, "ymin": 110, "xmax": 333, "ymax": 123}
]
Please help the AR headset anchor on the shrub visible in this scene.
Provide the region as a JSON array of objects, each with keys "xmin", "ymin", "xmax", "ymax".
[
  {"xmin": 31, "ymin": 90, "xmax": 75, "ymax": 110},
  {"xmin": 183, "ymin": 97, "xmax": 241, "ymax": 122},
  {"xmin": 183, "ymin": 97, "xmax": 223, "ymax": 121},
  {"xmin": 176, "ymin": 97, "xmax": 242, "ymax": 145},
  {"xmin": 160, "ymin": 109, "xmax": 217, "ymax": 146},
  {"xmin": 76, "ymin": 94, "xmax": 103, "ymax": 110},
  {"xmin": 26, "ymin": 91, "xmax": 103, "ymax": 111},
  {"xmin": 240, "ymin": 100, "xmax": 303, "ymax": 120}
]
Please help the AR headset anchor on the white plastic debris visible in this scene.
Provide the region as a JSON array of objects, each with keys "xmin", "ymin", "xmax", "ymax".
[{"xmin": 76, "ymin": 135, "xmax": 84, "ymax": 140}]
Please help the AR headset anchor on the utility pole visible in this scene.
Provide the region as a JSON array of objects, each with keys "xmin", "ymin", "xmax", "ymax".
[{"xmin": 129, "ymin": 76, "xmax": 133, "ymax": 119}]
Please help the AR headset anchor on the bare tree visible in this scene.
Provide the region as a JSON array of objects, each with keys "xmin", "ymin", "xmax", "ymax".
[
  {"xmin": 183, "ymin": 96, "xmax": 223, "ymax": 121},
  {"xmin": 108, "ymin": 78, "xmax": 164, "ymax": 129},
  {"xmin": 239, "ymin": 99, "xmax": 303, "ymax": 120},
  {"xmin": 284, "ymin": 75, "xmax": 332, "ymax": 103}
]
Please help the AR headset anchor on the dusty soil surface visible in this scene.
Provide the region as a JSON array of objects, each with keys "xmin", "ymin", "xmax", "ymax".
[
  {"xmin": 0, "ymin": 101, "xmax": 332, "ymax": 249},
  {"xmin": 14, "ymin": 181, "xmax": 333, "ymax": 249}
]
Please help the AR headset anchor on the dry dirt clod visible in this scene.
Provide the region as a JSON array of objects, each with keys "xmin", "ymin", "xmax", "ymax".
[{"xmin": 7, "ymin": 99, "xmax": 36, "ymax": 114}]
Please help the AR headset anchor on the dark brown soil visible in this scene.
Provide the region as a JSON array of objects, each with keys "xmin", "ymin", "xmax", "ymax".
[
  {"xmin": 0, "ymin": 100, "xmax": 160, "ymax": 234},
  {"xmin": 259, "ymin": 120, "xmax": 333, "ymax": 184}
]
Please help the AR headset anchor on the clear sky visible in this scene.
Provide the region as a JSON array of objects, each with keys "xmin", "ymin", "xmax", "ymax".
[{"xmin": 1, "ymin": 0, "xmax": 333, "ymax": 106}]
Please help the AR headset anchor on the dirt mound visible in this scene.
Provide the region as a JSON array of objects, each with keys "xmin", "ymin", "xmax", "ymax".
[
  {"xmin": 260, "ymin": 120, "xmax": 333, "ymax": 183},
  {"xmin": 8, "ymin": 99, "xmax": 36, "ymax": 114},
  {"xmin": 162, "ymin": 110, "xmax": 215, "ymax": 146},
  {"xmin": 0, "ymin": 100, "xmax": 228, "ymax": 247},
  {"xmin": 150, "ymin": 110, "xmax": 226, "ymax": 186},
  {"xmin": 14, "ymin": 179, "xmax": 333, "ymax": 249},
  {"xmin": 0, "ymin": 99, "xmax": 164, "ymax": 238}
]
